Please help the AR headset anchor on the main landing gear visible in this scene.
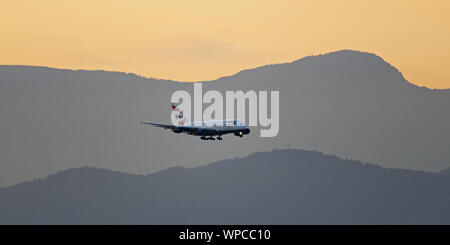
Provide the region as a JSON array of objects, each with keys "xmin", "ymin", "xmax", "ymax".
[
  {"xmin": 201, "ymin": 136, "xmax": 215, "ymax": 140},
  {"xmin": 200, "ymin": 136, "xmax": 222, "ymax": 141}
]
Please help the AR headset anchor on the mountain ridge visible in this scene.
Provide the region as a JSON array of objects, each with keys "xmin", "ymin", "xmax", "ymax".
[
  {"xmin": 2, "ymin": 50, "xmax": 448, "ymax": 90},
  {"xmin": 1, "ymin": 149, "xmax": 443, "ymax": 191}
]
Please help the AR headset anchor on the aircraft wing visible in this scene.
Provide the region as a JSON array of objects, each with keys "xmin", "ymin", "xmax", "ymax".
[
  {"xmin": 140, "ymin": 122, "xmax": 176, "ymax": 130},
  {"xmin": 177, "ymin": 126, "xmax": 198, "ymax": 135},
  {"xmin": 141, "ymin": 122, "xmax": 220, "ymax": 136}
]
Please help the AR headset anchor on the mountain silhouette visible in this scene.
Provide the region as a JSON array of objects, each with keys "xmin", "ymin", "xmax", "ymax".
[
  {"xmin": 0, "ymin": 149, "xmax": 448, "ymax": 224},
  {"xmin": 0, "ymin": 50, "xmax": 449, "ymax": 187}
]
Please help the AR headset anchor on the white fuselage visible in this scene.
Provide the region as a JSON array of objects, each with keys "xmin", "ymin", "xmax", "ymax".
[{"xmin": 178, "ymin": 119, "xmax": 250, "ymax": 137}]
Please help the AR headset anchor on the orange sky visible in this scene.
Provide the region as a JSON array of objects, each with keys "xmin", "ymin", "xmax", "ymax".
[{"xmin": 1, "ymin": 0, "xmax": 450, "ymax": 88}]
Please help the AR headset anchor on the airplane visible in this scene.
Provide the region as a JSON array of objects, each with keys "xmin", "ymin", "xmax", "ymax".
[{"xmin": 140, "ymin": 104, "xmax": 250, "ymax": 141}]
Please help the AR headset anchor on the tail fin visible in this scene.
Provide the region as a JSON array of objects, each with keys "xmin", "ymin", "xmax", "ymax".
[
  {"xmin": 171, "ymin": 103, "xmax": 180, "ymax": 112},
  {"xmin": 171, "ymin": 103, "xmax": 183, "ymax": 119}
]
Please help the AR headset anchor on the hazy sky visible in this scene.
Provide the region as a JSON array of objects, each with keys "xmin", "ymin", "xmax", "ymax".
[{"xmin": 1, "ymin": 0, "xmax": 450, "ymax": 88}]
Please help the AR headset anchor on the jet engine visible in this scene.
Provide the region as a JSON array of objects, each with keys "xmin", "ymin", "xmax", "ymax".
[{"xmin": 173, "ymin": 127, "xmax": 183, "ymax": 133}]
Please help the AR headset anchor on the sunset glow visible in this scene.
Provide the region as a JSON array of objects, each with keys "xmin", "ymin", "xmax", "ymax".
[{"xmin": 1, "ymin": 0, "xmax": 450, "ymax": 88}]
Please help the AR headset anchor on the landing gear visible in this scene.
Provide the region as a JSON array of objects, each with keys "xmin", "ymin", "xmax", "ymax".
[
  {"xmin": 217, "ymin": 136, "xmax": 223, "ymax": 141},
  {"xmin": 200, "ymin": 136, "xmax": 216, "ymax": 141}
]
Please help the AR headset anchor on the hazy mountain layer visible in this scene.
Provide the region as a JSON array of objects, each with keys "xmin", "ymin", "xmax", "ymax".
[
  {"xmin": 0, "ymin": 50, "xmax": 449, "ymax": 187},
  {"xmin": 0, "ymin": 149, "xmax": 448, "ymax": 224}
]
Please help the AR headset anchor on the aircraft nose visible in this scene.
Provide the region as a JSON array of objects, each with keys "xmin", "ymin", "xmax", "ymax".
[{"xmin": 244, "ymin": 128, "xmax": 250, "ymax": 135}]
